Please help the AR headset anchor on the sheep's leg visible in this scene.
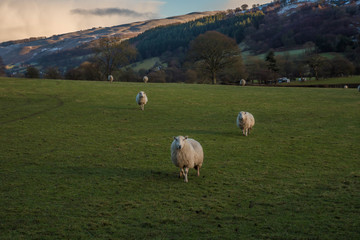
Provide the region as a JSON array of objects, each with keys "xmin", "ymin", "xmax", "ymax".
[
  {"xmin": 179, "ymin": 168, "xmax": 184, "ymax": 178},
  {"xmin": 184, "ymin": 167, "xmax": 189, "ymax": 183},
  {"xmin": 197, "ymin": 166, "xmax": 200, "ymax": 176},
  {"xmin": 141, "ymin": 104, "xmax": 144, "ymax": 110}
]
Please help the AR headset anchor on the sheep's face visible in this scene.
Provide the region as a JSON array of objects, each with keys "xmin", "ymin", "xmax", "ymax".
[
  {"xmin": 238, "ymin": 111, "xmax": 246, "ymax": 121},
  {"xmin": 173, "ymin": 136, "xmax": 188, "ymax": 150},
  {"xmin": 138, "ymin": 91, "xmax": 145, "ymax": 98}
]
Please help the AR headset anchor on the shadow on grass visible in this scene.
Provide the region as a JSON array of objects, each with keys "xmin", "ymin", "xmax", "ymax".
[
  {"xmin": 173, "ymin": 129, "xmax": 241, "ymax": 138},
  {"xmin": 51, "ymin": 166, "xmax": 184, "ymax": 182}
]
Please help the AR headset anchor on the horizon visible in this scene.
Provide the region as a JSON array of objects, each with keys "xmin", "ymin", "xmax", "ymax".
[{"xmin": 0, "ymin": 0, "xmax": 271, "ymax": 43}]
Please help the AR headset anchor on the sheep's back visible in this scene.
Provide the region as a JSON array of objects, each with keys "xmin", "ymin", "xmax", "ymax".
[
  {"xmin": 247, "ymin": 113, "xmax": 255, "ymax": 128},
  {"xmin": 187, "ymin": 139, "xmax": 204, "ymax": 166}
]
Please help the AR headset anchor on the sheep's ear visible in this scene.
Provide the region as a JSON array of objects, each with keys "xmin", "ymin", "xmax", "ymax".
[
  {"xmin": 184, "ymin": 136, "xmax": 188, "ymax": 139},
  {"xmin": 173, "ymin": 136, "xmax": 176, "ymax": 140}
]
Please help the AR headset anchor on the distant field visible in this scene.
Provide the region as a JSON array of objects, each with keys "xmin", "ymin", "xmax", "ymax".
[
  {"xmin": 0, "ymin": 77, "xmax": 359, "ymax": 239},
  {"xmin": 242, "ymin": 48, "xmax": 344, "ymax": 62},
  {"xmin": 129, "ymin": 57, "xmax": 167, "ymax": 71},
  {"xmin": 281, "ymin": 75, "xmax": 360, "ymax": 86}
]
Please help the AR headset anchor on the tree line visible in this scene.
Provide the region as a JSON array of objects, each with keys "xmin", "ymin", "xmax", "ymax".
[{"xmin": 21, "ymin": 32, "xmax": 356, "ymax": 84}]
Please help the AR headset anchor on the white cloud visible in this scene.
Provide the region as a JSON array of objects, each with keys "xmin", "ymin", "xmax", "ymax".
[{"xmin": 0, "ymin": 0, "xmax": 165, "ymax": 43}]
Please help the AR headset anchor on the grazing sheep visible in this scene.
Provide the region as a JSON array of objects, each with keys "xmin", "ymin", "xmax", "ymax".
[
  {"xmin": 171, "ymin": 136, "xmax": 204, "ymax": 183},
  {"xmin": 143, "ymin": 76, "xmax": 149, "ymax": 83},
  {"xmin": 108, "ymin": 75, "xmax": 114, "ymax": 83},
  {"xmin": 344, "ymin": 85, "xmax": 348, "ymax": 89},
  {"xmin": 136, "ymin": 91, "xmax": 148, "ymax": 110},
  {"xmin": 236, "ymin": 111, "xmax": 255, "ymax": 136},
  {"xmin": 240, "ymin": 79, "xmax": 246, "ymax": 86}
]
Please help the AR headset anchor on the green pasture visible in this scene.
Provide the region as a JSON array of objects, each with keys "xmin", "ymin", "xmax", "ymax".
[{"xmin": 0, "ymin": 77, "xmax": 359, "ymax": 239}]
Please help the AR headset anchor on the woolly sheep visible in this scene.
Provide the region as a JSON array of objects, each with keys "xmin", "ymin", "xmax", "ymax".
[
  {"xmin": 344, "ymin": 85, "xmax": 348, "ymax": 89},
  {"xmin": 171, "ymin": 136, "xmax": 204, "ymax": 183},
  {"xmin": 236, "ymin": 111, "xmax": 255, "ymax": 136},
  {"xmin": 108, "ymin": 75, "xmax": 114, "ymax": 83},
  {"xmin": 136, "ymin": 91, "xmax": 148, "ymax": 110},
  {"xmin": 143, "ymin": 76, "xmax": 149, "ymax": 83},
  {"xmin": 240, "ymin": 79, "xmax": 246, "ymax": 86}
]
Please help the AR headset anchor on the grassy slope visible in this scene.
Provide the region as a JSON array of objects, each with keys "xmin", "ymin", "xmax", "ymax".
[{"xmin": 0, "ymin": 78, "xmax": 359, "ymax": 239}]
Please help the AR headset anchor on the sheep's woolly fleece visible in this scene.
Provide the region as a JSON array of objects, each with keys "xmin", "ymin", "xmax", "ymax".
[
  {"xmin": 236, "ymin": 111, "xmax": 255, "ymax": 136},
  {"xmin": 171, "ymin": 136, "xmax": 204, "ymax": 183},
  {"xmin": 136, "ymin": 91, "xmax": 148, "ymax": 110}
]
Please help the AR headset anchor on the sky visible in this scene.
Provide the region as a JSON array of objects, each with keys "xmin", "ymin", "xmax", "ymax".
[{"xmin": 0, "ymin": 0, "xmax": 271, "ymax": 43}]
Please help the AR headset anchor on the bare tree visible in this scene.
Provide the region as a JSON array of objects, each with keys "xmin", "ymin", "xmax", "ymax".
[
  {"xmin": 188, "ymin": 31, "xmax": 242, "ymax": 84},
  {"xmin": 93, "ymin": 37, "xmax": 137, "ymax": 80}
]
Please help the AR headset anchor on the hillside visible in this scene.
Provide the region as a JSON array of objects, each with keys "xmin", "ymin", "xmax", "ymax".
[
  {"xmin": 0, "ymin": 11, "xmax": 219, "ymax": 75},
  {"xmin": 0, "ymin": 0, "xmax": 359, "ymax": 78},
  {"xmin": 132, "ymin": 0, "xmax": 360, "ymax": 58}
]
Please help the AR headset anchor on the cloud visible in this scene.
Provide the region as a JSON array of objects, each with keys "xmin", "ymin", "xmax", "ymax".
[
  {"xmin": 0, "ymin": 0, "xmax": 164, "ymax": 43},
  {"xmin": 71, "ymin": 7, "xmax": 157, "ymax": 19}
]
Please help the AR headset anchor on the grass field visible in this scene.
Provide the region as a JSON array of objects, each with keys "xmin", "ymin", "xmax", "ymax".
[{"xmin": 1, "ymin": 77, "xmax": 359, "ymax": 239}]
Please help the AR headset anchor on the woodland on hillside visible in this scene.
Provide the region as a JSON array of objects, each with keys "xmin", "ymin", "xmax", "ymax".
[{"xmin": 17, "ymin": 1, "xmax": 360, "ymax": 83}]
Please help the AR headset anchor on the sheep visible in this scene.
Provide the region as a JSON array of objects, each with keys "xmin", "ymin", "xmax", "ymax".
[
  {"xmin": 236, "ymin": 111, "xmax": 255, "ymax": 136},
  {"xmin": 143, "ymin": 76, "xmax": 149, "ymax": 83},
  {"xmin": 240, "ymin": 79, "xmax": 246, "ymax": 86},
  {"xmin": 344, "ymin": 85, "xmax": 348, "ymax": 89},
  {"xmin": 136, "ymin": 91, "xmax": 148, "ymax": 110},
  {"xmin": 171, "ymin": 136, "xmax": 204, "ymax": 183},
  {"xmin": 108, "ymin": 75, "xmax": 114, "ymax": 83}
]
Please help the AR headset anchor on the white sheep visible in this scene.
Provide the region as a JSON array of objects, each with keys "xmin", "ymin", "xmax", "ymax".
[
  {"xmin": 240, "ymin": 79, "xmax": 246, "ymax": 86},
  {"xmin": 143, "ymin": 76, "xmax": 149, "ymax": 83},
  {"xmin": 236, "ymin": 111, "xmax": 255, "ymax": 136},
  {"xmin": 108, "ymin": 75, "xmax": 114, "ymax": 83},
  {"xmin": 344, "ymin": 85, "xmax": 348, "ymax": 89},
  {"xmin": 171, "ymin": 136, "xmax": 204, "ymax": 183},
  {"xmin": 136, "ymin": 91, "xmax": 148, "ymax": 110}
]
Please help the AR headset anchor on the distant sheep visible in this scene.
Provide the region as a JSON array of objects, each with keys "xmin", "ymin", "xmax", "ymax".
[
  {"xmin": 108, "ymin": 75, "xmax": 114, "ymax": 83},
  {"xmin": 240, "ymin": 79, "xmax": 246, "ymax": 86},
  {"xmin": 171, "ymin": 136, "xmax": 204, "ymax": 183},
  {"xmin": 136, "ymin": 91, "xmax": 148, "ymax": 110},
  {"xmin": 236, "ymin": 111, "xmax": 255, "ymax": 136},
  {"xmin": 143, "ymin": 76, "xmax": 149, "ymax": 83},
  {"xmin": 344, "ymin": 85, "xmax": 348, "ymax": 89}
]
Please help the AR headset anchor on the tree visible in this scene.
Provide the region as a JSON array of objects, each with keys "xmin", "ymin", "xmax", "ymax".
[
  {"xmin": 188, "ymin": 31, "xmax": 242, "ymax": 84},
  {"xmin": 44, "ymin": 67, "xmax": 62, "ymax": 79},
  {"xmin": 0, "ymin": 56, "xmax": 6, "ymax": 76},
  {"xmin": 330, "ymin": 55, "xmax": 355, "ymax": 77},
  {"xmin": 94, "ymin": 37, "xmax": 137, "ymax": 80},
  {"xmin": 241, "ymin": 4, "xmax": 249, "ymax": 11},
  {"xmin": 25, "ymin": 66, "xmax": 40, "ymax": 78},
  {"xmin": 245, "ymin": 56, "xmax": 271, "ymax": 84},
  {"xmin": 307, "ymin": 54, "xmax": 325, "ymax": 80},
  {"xmin": 265, "ymin": 50, "xmax": 279, "ymax": 84}
]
